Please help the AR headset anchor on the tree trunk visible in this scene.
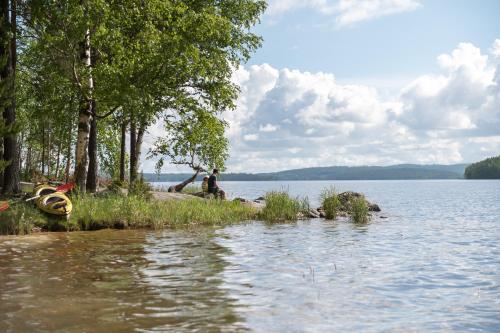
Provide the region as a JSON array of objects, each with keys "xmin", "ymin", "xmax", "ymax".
[
  {"xmin": 2, "ymin": 0, "xmax": 20, "ymax": 194},
  {"xmin": 119, "ymin": 119, "xmax": 126, "ymax": 182},
  {"xmin": 168, "ymin": 169, "xmax": 200, "ymax": 193},
  {"xmin": 135, "ymin": 122, "xmax": 145, "ymax": 171},
  {"xmin": 86, "ymin": 101, "xmax": 97, "ymax": 193},
  {"xmin": 47, "ymin": 124, "xmax": 51, "ymax": 178},
  {"xmin": 73, "ymin": 28, "xmax": 93, "ymax": 192},
  {"xmin": 55, "ymin": 137, "xmax": 62, "ymax": 180},
  {"xmin": 65, "ymin": 122, "xmax": 72, "ymax": 183},
  {"xmin": 0, "ymin": 140, "xmax": 3, "ymax": 189},
  {"xmin": 26, "ymin": 144, "xmax": 32, "ymax": 178},
  {"xmin": 129, "ymin": 116, "xmax": 137, "ymax": 183}
]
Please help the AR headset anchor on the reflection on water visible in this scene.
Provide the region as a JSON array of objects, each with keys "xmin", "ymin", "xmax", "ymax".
[
  {"xmin": 0, "ymin": 230, "xmax": 243, "ymax": 332},
  {"xmin": 1, "ymin": 180, "xmax": 500, "ymax": 332}
]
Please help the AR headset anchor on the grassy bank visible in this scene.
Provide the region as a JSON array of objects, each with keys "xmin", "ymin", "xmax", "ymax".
[{"xmin": 0, "ymin": 195, "xmax": 258, "ymax": 235}]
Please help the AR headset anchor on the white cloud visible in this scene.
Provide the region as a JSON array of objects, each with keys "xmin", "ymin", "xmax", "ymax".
[
  {"xmin": 243, "ymin": 134, "xmax": 259, "ymax": 141},
  {"xmin": 266, "ymin": 0, "xmax": 422, "ymax": 27},
  {"xmin": 220, "ymin": 39, "xmax": 500, "ymax": 172},
  {"xmin": 491, "ymin": 39, "xmax": 500, "ymax": 57},
  {"xmin": 335, "ymin": 0, "xmax": 421, "ymax": 27},
  {"xmin": 141, "ymin": 40, "xmax": 500, "ymax": 173},
  {"xmin": 259, "ymin": 123, "xmax": 280, "ymax": 132}
]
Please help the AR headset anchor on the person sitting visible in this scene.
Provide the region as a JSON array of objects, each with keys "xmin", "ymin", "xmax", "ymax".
[
  {"xmin": 201, "ymin": 176, "xmax": 209, "ymax": 194},
  {"xmin": 207, "ymin": 168, "xmax": 226, "ymax": 200}
]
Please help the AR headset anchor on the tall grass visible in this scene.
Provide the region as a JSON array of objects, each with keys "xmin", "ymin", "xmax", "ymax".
[
  {"xmin": 0, "ymin": 203, "xmax": 47, "ymax": 235},
  {"xmin": 70, "ymin": 195, "xmax": 257, "ymax": 230},
  {"xmin": 259, "ymin": 191, "xmax": 309, "ymax": 222},
  {"xmin": 0, "ymin": 195, "xmax": 258, "ymax": 235},
  {"xmin": 350, "ymin": 196, "xmax": 369, "ymax": 223},
  {"xmin": 320, "ymin": 187, "xmax": 340, "ymax": 220}
]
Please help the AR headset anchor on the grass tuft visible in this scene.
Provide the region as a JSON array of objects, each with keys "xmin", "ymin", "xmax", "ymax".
[
  {"xmin": 350, "ymin": 196, "xmax": 369, "ymax": 223},
  {"xmin": 320, "ymin": 187, "xmax": 341, "ymax": 220},
  {"xmin": 259, "ymin": 191, "xmax": 309, "ymax": 222}
]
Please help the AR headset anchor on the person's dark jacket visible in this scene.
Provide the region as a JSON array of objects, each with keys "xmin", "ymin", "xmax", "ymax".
[{"xmin": 208, "ymin": 174, "xmax": 218, "ymax": 193}]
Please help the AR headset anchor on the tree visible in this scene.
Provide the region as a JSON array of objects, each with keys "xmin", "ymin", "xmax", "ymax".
[
  {"xmin": 464, "ymin": 156, "xmax": 500, "ymax": 179},
  {"xmin": 1, "ymin": 0, "xmax": 20, "ymax": 194},
  {"xmin": 151, "ymin": 109, "xmax": 228, "ymax": 192},
  {"xmin": 14, "ymin": 0, "xmax": 267, "ymax": 193}
]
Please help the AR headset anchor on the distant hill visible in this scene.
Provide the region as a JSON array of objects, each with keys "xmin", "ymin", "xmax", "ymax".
[
  {"xmin": 464, "ymin": 156, "xmax": 500, "ymax": 179},
  {"xmin": 144, "ymin": 164, "xmax": 469, "ymax": 182}
]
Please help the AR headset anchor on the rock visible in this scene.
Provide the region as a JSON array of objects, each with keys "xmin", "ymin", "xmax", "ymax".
[
  {"xmin": 255, "ymin": 196, "xmax": 265, "ymax": 201},
  {"xmin": 319, "ymin": 211, "xmax": 326, "ymax": 218},
  {"xmin": 368, "ymin": 203, "xmax": 381, "ymax": 212},
  {"xmin": 233, "ymin": 197, "xmax": 248, "ymax": 203},
  {"xmin": 308, "ymin": 209, "xmax": 320, "ymax": 218},
  {"xmin": 31, "ymin": 227, "xmax": 42, "ymax": 233}
]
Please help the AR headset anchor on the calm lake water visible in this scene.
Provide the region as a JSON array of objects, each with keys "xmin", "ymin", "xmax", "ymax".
[{"xmin": 1, "ymin": 180, "xmax": 499, "ymax": 332}]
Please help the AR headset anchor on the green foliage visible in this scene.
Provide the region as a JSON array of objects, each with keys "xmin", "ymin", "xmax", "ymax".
[
  {"xmin": 320, "ymin": 187, "xmax": 341, "ymax": 220},
  {"xmin": 128, "ymin": 174, "xmax": 153, "ymax": 200},
  {"xmin": 259, "ymin": 191, "xmax": 309, "ymax": 222},
  {"xmin": 10, "ymin": 0, "xmax": 266, "ymax": 186},
  {"xmin": 151, "ymin": 108, "xmax": 229, "ymax": 173},
  {"xmin": 97, "ymin": 120, "xmax": 122, "ymax": 178},
  {"xmin": 350, "ymin": 196, "xmax": 369, "ymax": 223},
  {"xmin": 464, "ymin": 156, "xmax": 500, "ymax": 179}
]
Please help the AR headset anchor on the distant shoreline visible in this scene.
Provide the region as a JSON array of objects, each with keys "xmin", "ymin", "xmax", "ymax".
[{"xmin": 144, "ymin": 163, "xmax": 469, "ymax": 182}]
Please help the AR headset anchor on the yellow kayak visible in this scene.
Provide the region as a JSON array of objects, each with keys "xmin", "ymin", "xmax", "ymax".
[
  {"xmin": 33, "ymin": 184, "xmax": 73, "ymax": 216},
  {"xmin": 33, "ymin": 184, "xmax": 57, "ymax": 197}
]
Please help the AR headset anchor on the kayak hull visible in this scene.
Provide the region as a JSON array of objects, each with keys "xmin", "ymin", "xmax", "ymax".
[{"xmin": 33, "ymin": 184, "xmax": 73, "ymax": 216}]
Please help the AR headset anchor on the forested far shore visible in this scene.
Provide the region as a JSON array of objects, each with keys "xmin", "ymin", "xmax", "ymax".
[
  {"xmin": 464, "ymin": 156, "xmax": 500, "ymax": 179},
  {"xmin": 0, "ymin": 0, "xmax": 267, "ymax": 196},
  {"xmin": 144, "ymin": 163, "xmax": 470, "ymax": 181}
]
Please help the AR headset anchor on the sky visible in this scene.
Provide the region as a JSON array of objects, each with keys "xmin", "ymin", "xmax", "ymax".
[{"xmin": 144, "ymin": 0, "xmax": 500, "ymax": 173}]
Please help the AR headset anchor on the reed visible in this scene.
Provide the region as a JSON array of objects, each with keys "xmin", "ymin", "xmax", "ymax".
[
  {"xmin": 320, "ymin": 187, "xmax": 341, "ymax": 220},
  {"xmin": 350, "ymin": 196, "xmax": 369, "ymax": 223},
  {"xmin": 259, "ymin": 191, "xmax": 309, "ymax": 222}
]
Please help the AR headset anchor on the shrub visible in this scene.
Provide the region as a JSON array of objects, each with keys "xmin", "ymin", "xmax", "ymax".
[
  {"xmin": 259, "ymin": 191, "xmax": 309, "ymax": 222},
  {"xmin": 128, "ymin": 175, "xmax": 153, "ymax": 200},
  {"xmin": 320, "ymin": 187, "xmax": 341, "ymax": 220},
  {"xmin": 350, "ymin": 196, "xmax": 369, "ymax": 223}
]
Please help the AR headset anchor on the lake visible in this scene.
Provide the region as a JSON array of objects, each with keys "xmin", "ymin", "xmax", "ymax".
[{"xmin": 1, "ymin": 180, "xmax": 499, "ymax": 332}]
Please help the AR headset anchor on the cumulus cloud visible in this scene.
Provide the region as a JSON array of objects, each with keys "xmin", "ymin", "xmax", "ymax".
[
  {"xmin": 266, "ymin": 0, "xmax": 422, "ymax": 27},
  {"xmin": 221, "ymin": 40, "xmax": 500, "ymax": 172},
  {"xmin": 141, "ymin": 40, "xmax": 500, "ymax": 173}
]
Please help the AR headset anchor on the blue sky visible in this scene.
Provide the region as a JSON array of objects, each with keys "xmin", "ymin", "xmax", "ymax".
[
  {"xmin": 145, "ymin": 0, "xmax": 500, "ymax": 173},
  {"xmin": 251, "ymin": 0, "xmax": 499, "ymax": 80}
]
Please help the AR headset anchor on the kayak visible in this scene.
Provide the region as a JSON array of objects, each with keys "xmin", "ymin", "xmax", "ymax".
[
  {"xmin": 36, "ymin": 192, "xmax": 73, "ymax": 216},
  {"xmin": 33, "ymin": 184, "xmax": 58, "ymax": 198},
  {"xmin": 33, "ymin": 184, "xmax": 73, "ymax": 216}
]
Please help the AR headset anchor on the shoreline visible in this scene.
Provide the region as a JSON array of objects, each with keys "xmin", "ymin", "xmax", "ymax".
[{"xmin": 0, "ymin": 188, "xmax": 381, "ymax": 236}]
